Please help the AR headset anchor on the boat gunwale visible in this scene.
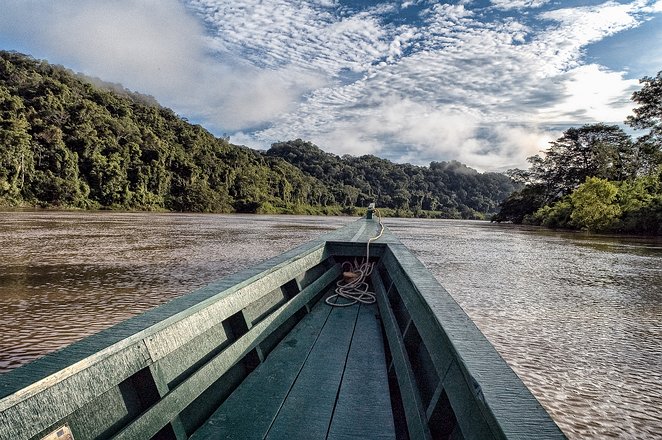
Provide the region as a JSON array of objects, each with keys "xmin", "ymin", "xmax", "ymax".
[
  {"xmin": 377, "ymin": 241, "xmax": 566, "ymax": 439},
  {"xmin": 0, "ymin": 239, "xmax": 329, "ymax": 410},
  {"xmin": 0, "ymin": 218, "xmax": 566, "ymax": 440}
]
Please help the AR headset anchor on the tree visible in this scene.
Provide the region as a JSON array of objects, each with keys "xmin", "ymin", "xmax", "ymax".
[
  {"xmin": 494, "ymin": 70, "xmax": 662, "ymax": 233},
  {"xmin": 491, "ymin": 184, "xmax": 547, "ymax": 223},
  {"xmin": 529, "ymin": 124, "xmax": 634, "ymax": 196},
  {"xmin": 626, "ymin": 71, "xmax": 662, "ymax": 173},
  {"xmin": 617, "ymin": 166, "xmax": 662, "ymax": 234},
  {"xmin": 532, "ymin": 199, "xmax": 573, "ymax": 229},
  {"xmin": 0, "ymin": 51, "xmax": 518, "ymax": 217},
  {"xmin": 0, "ymin": 86, "xmax": 32, "ymax": 200},
  {"xmin": 266, "ymin": 140, "xmax": 517, "ymax": 216},
  {"xmin": 570, "ymin": 177, "xmax": 621, "ymax": 232}
]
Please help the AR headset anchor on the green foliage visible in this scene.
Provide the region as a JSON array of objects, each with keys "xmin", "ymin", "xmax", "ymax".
[
  {"xmin": 2, "ymin": 50, "xmax": 657, "ymax": 230},
  {"xmin": 626, "ymin": 71, "xmax": 662, "ymax": 172},
  {"xmin": 0, "ymin": 85, "xmax": 31, "ymax": 203},
  {"xmin": 494, "ymin": 124, "xmax": 635, "ymax": 225},
  {"xmin": 528, "ymin": 170, "xmax": 662, "ymax": 234},
  {"xmin": 531, "ymin": 199, "xmax": 573, "ymax": 228},
  {"xmin": 0, "ymin": 51, "xmax": 327, "ymax": 212},
  {"xmin": 569, "ymin": 178, "xmax": 621, "ymax": 232},
  {"xmin": 525, "ymin": 123, "xmax": 634, "ymax": 197},
  {"xmin": 491, "ymin": 184, "xmax": 547, "ymax": 224},
  {"xmin": 267, "ymin": 140, "xmax": 517, "ymax": 218},
  {"xmin": 617, "ymin": 167, "xmax": 662, "ymax": 234},
  {"xmin": 0, "ymin": 51, "xmax": 516, "ymax": 218},
  {"xmin": 495, "ymin": 70, "xmax": 662, "ymax": 234},
  {"xmin": 532, "ymin": 178, "xmax": 622, "ymax": 232}
]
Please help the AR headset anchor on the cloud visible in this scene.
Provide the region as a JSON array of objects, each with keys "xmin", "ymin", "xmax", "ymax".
[
  {"xmin": 0, "ymin": 0, "xmax": 205, "ymax": 95},
  {"xmin": 186, "ymin": 63, "xmax": 327, "ymax": 131},
  {"xmin": 537, "ymin": 64, "xmax": 640, "ymax": 124},
  {"xmin": 190, "ymin": 0, "xmax": 390, "ymax": 75},
  {"xmin": 244, "ymin": 3, "xmax": 568, "ymax": 168},
  {"xmin": 198, "ymin": 0, "xmax": 656, "ymax": 169},
  {"xmin": 258, "ymin": 91, "xmax": 554, "ymax": 171},
  {"xmin": 0, "ymin": 0, "xmax": 327, "ymax": 131},
  {"xmin": 491, "ymin": 0, "xmax": 551, "ymax": 10},
  {"xmin": 1, "ymin": 0, "xmax": 659, "ymax": 171}
]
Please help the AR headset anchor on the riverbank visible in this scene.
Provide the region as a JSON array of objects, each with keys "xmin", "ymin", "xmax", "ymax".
[{"xmin": 0, "ymin": 200, "xmax": 490, "ymax": 219}]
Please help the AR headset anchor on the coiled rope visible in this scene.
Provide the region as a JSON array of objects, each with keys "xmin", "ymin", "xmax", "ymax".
[{"xmin": 326, "ymin": 209, "xmax": 384, "ymax": 307}]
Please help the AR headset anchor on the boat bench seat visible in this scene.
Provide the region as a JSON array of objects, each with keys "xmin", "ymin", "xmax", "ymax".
[{"xmin": 191, "ymin": 297, "xmax": 396, "ymax": 440}]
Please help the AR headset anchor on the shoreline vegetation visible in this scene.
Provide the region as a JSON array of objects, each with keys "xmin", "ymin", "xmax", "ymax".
[
  {"xmin": 492, "ymin": 72, "xmax": 662, "ymax": 236},
  {"xmin": 0, "ymin": 202, "xmax": 474, "ymax": 219},
  {"xmin": 1, "ymin": 51, "xmax": 659, "ymax": 233},
  {"xmin": 0, "ymin": 51, "xmax": 513, "ymax": 221},
  {"xmin": 492, "ymin": 71, "xmax": 662, "ymax": 235}
]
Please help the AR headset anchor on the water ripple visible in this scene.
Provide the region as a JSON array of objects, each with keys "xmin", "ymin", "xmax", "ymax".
[
  {"xmin": 1, "ymin": 213, "xmax": 661, "ymax": 439},
  {"xmin": 390, "ymin": 218, "xmax": 662, "ymax": 439}
]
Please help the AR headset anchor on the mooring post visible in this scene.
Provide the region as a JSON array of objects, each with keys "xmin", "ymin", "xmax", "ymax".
[{"xmin": 367, "ymin": 203, "xmax": 375, "ymax": 220}]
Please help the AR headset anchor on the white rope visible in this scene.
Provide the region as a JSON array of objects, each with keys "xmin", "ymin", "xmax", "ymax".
[{"xmin": 326, "ymin": 209, "xmax": 384, "ymax": 307}]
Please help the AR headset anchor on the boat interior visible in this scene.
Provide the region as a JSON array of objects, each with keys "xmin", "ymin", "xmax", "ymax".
[{"xmin": 0, "ymin": 219, "xmax": 565, "ymax": 440}]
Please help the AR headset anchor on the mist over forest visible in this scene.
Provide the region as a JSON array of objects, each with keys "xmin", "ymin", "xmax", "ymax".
[{"xmin": 0, "ymin": 51, "xmax": 518, "ymax": 219}]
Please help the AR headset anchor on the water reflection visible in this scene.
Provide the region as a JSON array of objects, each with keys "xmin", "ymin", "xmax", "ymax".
[{"xmin": 1, "ymin": 212, "xmax": 661, "ymax": 439}]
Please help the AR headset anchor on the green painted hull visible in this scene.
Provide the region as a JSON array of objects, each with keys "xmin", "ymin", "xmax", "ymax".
[{"xmin": 0, "ymin": 218, "xmax": 566, "ymax": 440}]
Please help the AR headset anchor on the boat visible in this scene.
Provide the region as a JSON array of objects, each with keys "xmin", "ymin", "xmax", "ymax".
[{"xmin": 0, "ymin": 210, "xmax": 566, "ymax": 440}]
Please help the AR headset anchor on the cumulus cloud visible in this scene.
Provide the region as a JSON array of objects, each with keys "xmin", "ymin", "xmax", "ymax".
[
  {"xmin": 247, "ymin": 0, "xmax": 655, "ymax": 170},
  {"xmin": 206, "ymin": 0, "xmax": 660, "ymax": 169},
  {"xmin": 0, "ymin": 0, "xmax": 659, "ymax": 170},
  {"xmin": 537, "ymin": 64, "xmax": 639, "ymax": 124},
  {"xmin": 491, "ymin": 0, "xmax": 551, "ymax": 10},
  {"xmin": 0, "ymin": 0, "xmax": 326, "ymax": 130}
]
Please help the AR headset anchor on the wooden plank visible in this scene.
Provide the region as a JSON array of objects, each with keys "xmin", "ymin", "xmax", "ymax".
[
  {"xmin": 0, "ymin": 217, "xmax": 566, "ymax": 440},
  {"xmin": 264, "ymin": 305, "xmax": 360, "ymax": 440},
  {"xmin": 372, "ymin": 271, "xmax": 432, "ymax": 440},
  {"xmin": 323, "ymin": 218, "xmax": 398, "ymax": 245},
  {"xmin": 110, "ymin": 265, "xmax": 341, "ymax": 440},
  {"xmin": 0, "ymin": 242, "xmax": 330, "ymax": 402},
  {"xmin": 190, "ymin": 297, "xmax": 333, "ymax": 440},
  {"xmin": 382, "ymin": 248, "xmax": 505, "ymax": 439},
  {"xmin": 153, "ymin": 319, "xmax": 234, "ymax": 389},
  {"xmin": 0, "ymin": 245, "xmax": 330, "ymax": 439},
  {"xmin": 442, "ymin": 361, "xmax": 495, "ymax": 440},
  {"xmin": 0, "ymin": 220, "xmax": 371, "ymax": 440},
  {"xmin": 380, "ymin": 250, "xmax": 455, "ymax": 378},
  {"xmin": 142, "ymin": 246, "xmax": 329, "ymax": 363},
  {"xmin": 327, "ymin": 304, "xmax": 395, "ymax": 440},
  {"xmin": 383, "ymin": 244, "xmax": 566, "ymax": 439},
  {"xmin": 0, "ymin": 342, "xmax": 151, "ymax": 440},
  {"xmin": 324, "ymin": 242, "xmax": 385, "ymax": 260}
]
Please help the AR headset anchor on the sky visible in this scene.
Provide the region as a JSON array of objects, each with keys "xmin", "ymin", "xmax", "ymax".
[{"xmin": 1, "ymin": 0, "xmax": 661, "ymax": 171}]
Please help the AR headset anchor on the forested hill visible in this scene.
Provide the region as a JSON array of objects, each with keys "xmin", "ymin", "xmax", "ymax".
[
  {"xmin": 0, "ymin": 51, "xmax": 516, "ymax": 218},
  {"xmin": 267, "ymin": 140, "xmax": 516, "ymax": 217}
]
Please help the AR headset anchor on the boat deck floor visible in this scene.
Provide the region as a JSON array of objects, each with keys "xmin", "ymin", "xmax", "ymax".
[{"xmin": 191, "ymin": 294, "xmax": 396, "ymax": 440}]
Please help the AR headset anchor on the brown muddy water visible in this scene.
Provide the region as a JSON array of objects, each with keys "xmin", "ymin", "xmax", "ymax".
[{"xmin": 0, "ymin": 211, "xmax": 660, "ymax": 438}]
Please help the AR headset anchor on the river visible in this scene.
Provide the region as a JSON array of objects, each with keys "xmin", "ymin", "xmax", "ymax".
[{"xmin": 0, "ymin": 211, "xmax": 660, "ymax": 439}]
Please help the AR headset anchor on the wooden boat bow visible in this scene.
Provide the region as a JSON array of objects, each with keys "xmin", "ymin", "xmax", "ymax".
[{"xmin": 0, "ymin": 217, "xmax": 566, "ymax": 440}]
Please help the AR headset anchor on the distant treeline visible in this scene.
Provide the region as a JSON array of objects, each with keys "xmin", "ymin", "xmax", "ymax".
[
  {"xmin": 0, "ymin": 51, "xmax": 517, "ymax": 218},
  {"xmin": 266, "ymin": 140, "xmax": 517, "ymax": 218},
  {"xmin": 493, "ymin": 72, "xmax": 662, "ymax": 235}
]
